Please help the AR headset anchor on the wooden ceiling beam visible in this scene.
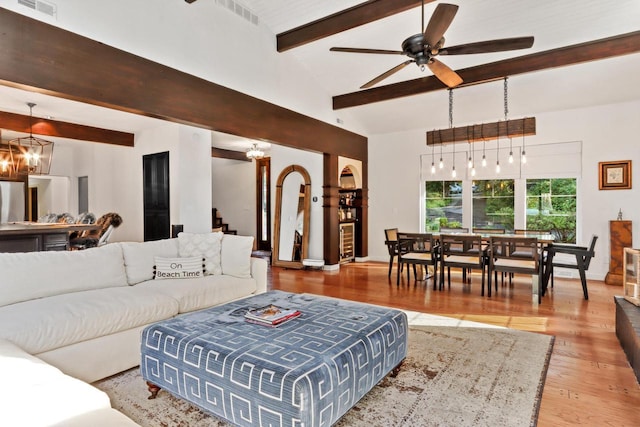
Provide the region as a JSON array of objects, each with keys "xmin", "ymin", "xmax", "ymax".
[
  {"xmin": 333, "ymin": 30, "xmax": 640, "ymax": 109},
  {"xmin": 277, "ymin": 0, "xmax": 431, "ymax": 52},
  {"xmin": 0, "ymin": 111, "xmax": 134, "ymax": 147},
  {"xmin": 426, "ymin": 117, "xmax": 536, "ymax": 146},
  {"xmin": 211, "ymin": 147, "xmax": 250, "ymax": 162},
  {"xmin": 0, "ymin": 8, "xmax": 366, "ymax": 160}
]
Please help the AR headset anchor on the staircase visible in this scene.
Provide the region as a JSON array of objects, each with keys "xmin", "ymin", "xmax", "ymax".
[{"xmin": 212, "ymin": 208, "xmax": 237, "ymax": 235}]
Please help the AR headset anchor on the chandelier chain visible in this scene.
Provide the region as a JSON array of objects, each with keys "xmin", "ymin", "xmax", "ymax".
[
  {"xmin": 503, "ymin": 77, "xmax": 509, "ymax": 121},
  {"xmin": 448, "ymin": 89, "xmax": 453, "ymax": 129}
]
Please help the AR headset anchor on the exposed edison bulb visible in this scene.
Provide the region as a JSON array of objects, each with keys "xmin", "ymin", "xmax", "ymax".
[
  {"xmin": 468, "ymin": 157, "xmax": 473, "ymax": 169},
  {"xmin": 451, "ymin": 166, "xmax": 457, "ymax": 178},
  {"xmin": 431, "ymin": 162, "xmax": 436, "ymax": 174},
  {"xmin": 481, "ymin": 155, "xmax": 487, "ymax": 167},
  {"xmin": 471, "ymin": 167, "xmax": 476, "ymax": 177},
  {"xmin": 439, "ymin": 158, "xmax": 444, "ymax": 169},
  {"xmin": 496, "ymin": 161, "xmax": 501, "ymax": 174},
  {"xmin": 521, "ymin": 151, "xmax": 527, "ymax": 164},
  {"xmin": 509, "ymin": 151, "xmax": 514, "ymax": 163}
]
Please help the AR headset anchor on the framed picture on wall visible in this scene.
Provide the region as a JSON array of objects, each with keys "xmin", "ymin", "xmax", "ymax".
[{"xmin": 599, "ymin": 160, "xmax": 632, "ymax": 190}]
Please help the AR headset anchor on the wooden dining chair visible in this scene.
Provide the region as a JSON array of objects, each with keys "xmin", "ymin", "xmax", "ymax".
[
  {"xmin": 487, "ymin": 236, "xmax": 541, "ymax": 302},
  {"xmin": 384, "ymin": 228, "xmax": 400, "ymax": 278},
  {"xmin": 440, "ymin": 234, "xmax": 486, "ymax": 294},
  {"xmin": 545, "ymin": 235, "xmax": 598, "ymax": 300},
  {"xmin": 397, "ymin": 232, "xmax": 439, "ymax": 289}
]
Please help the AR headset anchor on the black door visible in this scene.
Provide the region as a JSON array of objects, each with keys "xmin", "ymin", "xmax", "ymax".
[{"xmin": 143, "ymin": 152, "xmax": 170, "ymax": 241}]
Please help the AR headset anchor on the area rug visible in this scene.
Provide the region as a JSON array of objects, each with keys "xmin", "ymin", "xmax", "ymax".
[{"xmin": 94, "ymin": 326, "xmax": 554, "ymax": 427}]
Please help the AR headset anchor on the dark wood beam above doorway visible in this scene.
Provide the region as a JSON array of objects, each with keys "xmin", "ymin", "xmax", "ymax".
[
  {"xmin": 333, "ymin": 30, "xmax": 640, "ymax": 109},
  {"xmin": 277, "ymin": 0, "xmax": 430, "ymax": 52},
  {"xmin": 0, "ymin": 111, "xmax": 134, "ymax": 147},
  {"xmin": 0, "ymin": 8, "xmax": 366, "ymax": 161},
  {"xmin": 211, "ymin": 147, "xmax": 250, "ymax": 162}
]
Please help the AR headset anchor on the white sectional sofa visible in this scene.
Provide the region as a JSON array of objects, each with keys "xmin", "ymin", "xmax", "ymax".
[{"xmin": 0, "ymin": 232, "xmax": 268, "ymax": 426}]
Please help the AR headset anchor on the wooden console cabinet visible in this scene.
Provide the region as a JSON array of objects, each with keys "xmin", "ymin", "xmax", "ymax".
[{"xmin": 605, "ymin": 220, "xmax": 633, "ymax": 285}]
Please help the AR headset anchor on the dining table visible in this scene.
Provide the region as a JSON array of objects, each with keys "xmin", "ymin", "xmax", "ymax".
[{"xmin": 430, "ymin": 230, "xmax": 556, "ymax": 303}]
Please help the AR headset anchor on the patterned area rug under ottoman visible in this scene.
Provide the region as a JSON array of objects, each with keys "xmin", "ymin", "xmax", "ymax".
[{"xmin": 95, "ymin": 325, "xmax": 554, "ymax": 427}]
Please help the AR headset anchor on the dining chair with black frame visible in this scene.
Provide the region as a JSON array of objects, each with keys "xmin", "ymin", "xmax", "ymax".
[
  {"xmin": 543, "ymin": 235, "xmax": 598, "ymax": 300},
  {"xmin": 396, "ymin": 232, "xmax": 439, "ymax": 289},
  {"xmin": 487, "ymin": 236, "xmax": 542, "ymax": 303},
  {"xmin": 440, "ymin": 234, "xmax": 487, "ymax": 295},
  {"xmin": 384, "ymin": 228, "xmax": 400, "ymax": 279}
]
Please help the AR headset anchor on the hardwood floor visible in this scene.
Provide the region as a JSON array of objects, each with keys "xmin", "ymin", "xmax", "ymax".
[{"xmin": 270, "ymin": 261, "xmax": 640, "ymax": 426}]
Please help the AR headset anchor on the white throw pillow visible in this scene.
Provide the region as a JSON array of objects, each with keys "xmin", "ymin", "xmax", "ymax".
[
  {"xmin": 221, "ymin": 234, "xmax": 254, "ymax": 278},
  {"xmin": 120, "ymin": 239, "xmax": 179, "ymax": 285},
  {"xmin": 178, "ymin": 232, "xmax": 223, "ymax": 275},
  {"xmin": 154, "ymin": 256, "xmax": 204, "ymax": 280}
]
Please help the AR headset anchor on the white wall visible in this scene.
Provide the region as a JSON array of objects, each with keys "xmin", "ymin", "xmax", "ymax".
[
  {"xmin": 211, "ymin": 157, "xmax": 256, "ymax": 237},
  {"xmin": 28, "ymin": 176, "xmax": 70, "ymax": 218},
  {"xmin": 40, "ymin": 122, "xmax": 212, "ymax": 242},
  {"xmin": 369, "ymin": 99, "xmax": 640, "ymax": 280}
]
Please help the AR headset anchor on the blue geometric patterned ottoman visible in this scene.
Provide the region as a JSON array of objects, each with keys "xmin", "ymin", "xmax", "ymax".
[{"xmin": 141, "ymin": 290, "xmax": 408, "ymax": 427}]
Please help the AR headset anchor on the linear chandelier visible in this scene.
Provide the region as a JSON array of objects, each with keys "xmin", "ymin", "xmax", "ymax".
[{"xmin": 428, "ymin": 78, "xmax": 534, "ymax": 177}]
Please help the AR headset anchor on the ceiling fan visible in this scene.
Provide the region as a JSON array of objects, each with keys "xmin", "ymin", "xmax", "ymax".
[{"xmin": 330, "ymin": 2, "xmax": 534, "ymax": 89}]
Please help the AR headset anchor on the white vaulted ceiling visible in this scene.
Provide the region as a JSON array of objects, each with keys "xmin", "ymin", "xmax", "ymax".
[{"xmin": 1, "ymin": 0, "xmax": 639, "ymax": 148}]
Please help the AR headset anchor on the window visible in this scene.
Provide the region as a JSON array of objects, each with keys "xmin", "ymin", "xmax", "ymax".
[
  {"xmin": 472, "ymin": 180, "xmax": 514, "ymax": 232},
  {"xmin": 425, "ymin": 181, "xmax": 462, "ymax": 231},
  {"xmin": 526, "ymin": 178, "xmax": 577, "ymax": 243}
]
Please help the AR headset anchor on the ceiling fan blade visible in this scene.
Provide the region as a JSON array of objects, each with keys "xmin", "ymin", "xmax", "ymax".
[
  {"xmin": 424, "ymin": 3, "xmax": 459, "ymax": 47},
  {"xmin": 361, "ymin": 60, "xmax": 413, "ymax": 89},
  {"xmin": 441, "ymin": 37, "xmax": 535, "ymax": 55},
  {"xmin": 330, "ymin": 47, "xmax": 404, "ymax": 55},
  {"xmin": 427, "ymin": 58, "xmax": 463, "ymax": 88}
]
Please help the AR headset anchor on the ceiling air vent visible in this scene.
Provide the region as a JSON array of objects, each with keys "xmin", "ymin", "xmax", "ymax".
[
  {"xmin": 17, "ymin": 0, "xmax": 57, "ymax": 17},
  {"xmin": 215, "ymin": 0, "xmax": 258, "ymax": 26}
]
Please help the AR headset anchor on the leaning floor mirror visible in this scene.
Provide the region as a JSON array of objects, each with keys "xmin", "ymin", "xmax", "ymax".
[{"xmin": 272, "ymin": 165, "xmax": 311, "ymax": 269}]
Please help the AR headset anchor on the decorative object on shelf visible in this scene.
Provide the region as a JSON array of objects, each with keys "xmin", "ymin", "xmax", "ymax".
[
  {"xmin": 618, "ymin": 209, "xmax": 623, "ymax": 221},
  {"xmin": 599, "ymin": 160, "xmax": 632, "ymax": 190},
  {"xmin": 8, "ymin": 103, "xmax": 54, "ymax": 176},
  {"xmin": 246, "ymin": 143, "xmax": 264, "ymax": 160}
]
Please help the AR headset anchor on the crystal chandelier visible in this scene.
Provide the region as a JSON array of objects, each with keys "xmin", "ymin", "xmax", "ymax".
[{"xmin": 246, "ymin": 143, "xmax": 264, "ymax": 160}]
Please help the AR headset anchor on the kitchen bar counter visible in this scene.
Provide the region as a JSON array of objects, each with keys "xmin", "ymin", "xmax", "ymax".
[{"xmin": 0, "ymin": 223, "xmax": 101, "ymax": 252}]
